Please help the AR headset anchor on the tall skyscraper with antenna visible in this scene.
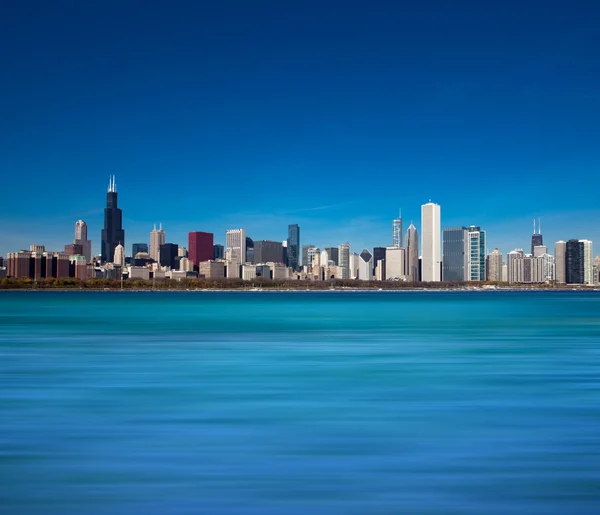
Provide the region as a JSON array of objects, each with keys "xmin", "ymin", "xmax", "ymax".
[
  {"xmin": 405, "ymin": 222, "xmax": 419, "ymax": 282},
  {"xmin": 150, "ymin": 223, "xmax": 166, "ymax": 262},
  {"xmin": 101, "ymin": 176, "xmax": 125, "ymax": 263},
  {"xmin": 392, "ymin": 210, "xmax": 403, "ymax": 247},
  {"xmin": 531, "ymin": 218, "xmax": 543, "ymax": 254}
]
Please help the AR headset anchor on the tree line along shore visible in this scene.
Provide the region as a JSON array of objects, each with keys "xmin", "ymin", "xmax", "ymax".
[{"xmin": 0, "ymin": 277, "xmax": 593, "ymax": 291}]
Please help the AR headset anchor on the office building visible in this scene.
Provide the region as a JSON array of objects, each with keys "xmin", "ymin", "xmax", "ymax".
[
  {"xmin": 213, "ymin": 244, "xmax": 224, "ymax": 260},
  {"xmin": 566, "ymin": 240, "xmax": 587, "ymax": 285},
  {"xmin": 531, "ymin": 219, "xmax": 543, "ymax": 255},
  {"xmin": 74, "ymin": 220, "xmax": 92, "ymax": 261},
  {"xmin": 486, "ymin": 248, "xmax": 503, "ymax": 282},
  {"xmin": 554, "ymin": 241, "xmax": 566, "ymax": 283},
  {"xmin": 405, "ymin": 223, "xmax": 419, "ymax": 281},
  {"xmin": 101, "ymin": 176, "xmax": 125, "ymax": 263},
  {"xmin": 287, "ymin": 224, "xmax": 300, "ymax": 270},
  {"xmin": 132, "ymin": 243, "xmax": 148, "ymax": 258},
  {"xmin": 324, "ymin": 247, "xmax": 339, "ymax": 265},
  {"xmin": 302, "ymin": 244, "xmax": 315, "ymax": 267},
  {"xmin": 226, "ymin": 228, "xmax": 246, "ymax": 278},
  {"xmin": 533, "ymin": 245, "xmax": 547, "ymax": 257},
  {"xmin": 392, "ymin": 211, "xmax": 403, "ymax": 247},
  {"xmin": 373, "ymin": 247, "xmax": 386, "ymax": 275},
  {"xmin": 242, "ymin": 264, "xmax": 257, "ymax": 281},
  {"xmin": 254, "ymin": 240, "xmax": 284, "ymax": 264},
  {"xmin": 386, "ymin": 246, "xmax": 406, "ymax": 280},
  {"xmin": 178, "ymin": 247, "xmax": 187, "ymax": 258},
  {"xmin": 188, "ymin": 232, "xmax": 214, "ymax": 268},
  {"xmin": 246, "ymin": 237, "xmax": 254, "ymax": 263},
  {"xmin": 421, "ymin": 202, "xmax": 441, "ymax": 282},
  {"xmin": 199, "ymin": 260, "xmax": 225, "ymax": 279},
  {"xmin": 64, "ymin": 244, "xmax": 83, "ymax": 256},
  {"xmin": 150, "ymin": 223, "xmax": 165, "ymax": 262},
  {"xmin": 442, "ymin": 227, "xmax": 468, "ymax": 281},
  {"xmin": 358, "ymin": 249, "xmax": 373, "ymax": 281},
  {"xmin": 159, "ymin": 243, "xmax": 178, "ymax": 269},
  {"xmin": 338, "ymin": 243, "xmax": 350, "ymax": 279},
  {"xmin": 113, "ymin": 243, "xmax": 125, "ymax": 267},
  {"xmin": 320, "ymin": 249, "xmax": 329, "ymax": 267},
  {"xmin": 467, "ymin": 226, "xmax": 486, "ymax": 281},
  {"xmin": 349, "ymin": 252, "xmax": 360, "ymax": 279}
]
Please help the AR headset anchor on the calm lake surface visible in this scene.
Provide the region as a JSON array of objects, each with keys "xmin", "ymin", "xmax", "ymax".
[{"xmin": 1, "ymin": 291, "xmax": 600, "ymax": 514}]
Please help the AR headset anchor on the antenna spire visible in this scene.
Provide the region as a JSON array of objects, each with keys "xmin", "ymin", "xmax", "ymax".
[
  {"xmin": 533, "ymin": 218, "xmax": 536, "ymax": 234},
  {"xmin": 539, "ymin": 217, "xmax": 541, "ymax": 234}
]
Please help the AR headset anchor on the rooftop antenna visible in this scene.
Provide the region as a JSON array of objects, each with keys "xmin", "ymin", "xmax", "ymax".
[
  {"xmin": 533, "ymin": 218, "xmax": 536, "ymax": 234},
  {"xmin": 539, "ymin": 218, "xmax": 541, "ymax": 234}
]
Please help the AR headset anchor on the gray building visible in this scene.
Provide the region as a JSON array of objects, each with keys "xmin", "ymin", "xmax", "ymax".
[
  {"xmin": 132, "ymin": 243, "xmax": 148, "ymax": 257},
  {"xmin": 405, "ymin": 223, "xmax": 419, "ymax": 281},
  {"xmin": 442, "ymin": 227, "xmax": 468, "ymax": 281},
  {"xmin": 213, "ymin": 244, "xmax": 224, "ymax": 260},
  {"xmin": 254, "ymin": 240, "xmax": 284, "ymax": 264},
  {"xmin": 566, "ymin": 239, "xmax": 585, "ymax": 284},
  {"xmin": 324, "ymin": 247, "xmax": 339, "ymax": 265},
  {"xmin": 302, "ymin": 244, "xmax": 315, "ymax": 267},
  {"xmin": 287, "ymin": 224, "xmax": 300, "ymax": 270}
]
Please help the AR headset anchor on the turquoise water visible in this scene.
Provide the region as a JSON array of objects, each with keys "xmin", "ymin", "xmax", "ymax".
[{"xmin": 1, "ymin": 291, "xmax": 600, "ymax": 514}]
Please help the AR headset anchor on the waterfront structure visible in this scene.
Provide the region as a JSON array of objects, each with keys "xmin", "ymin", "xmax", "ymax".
[
  {"xmin": 507, "ymin": 249, "xmax": 554, "ymax": 284},
  {"xmin": 254, "ymin": 240, "xmax": 284, "ymax": 264},
  {"xmin": 392, "ymin": 211, "xmax": 403, "ymax": 247},
  {"xmin": 421, "ymin": 202, "xmax": 441, "ymax": 282},
  {"xmin": 101, "ymin": 176, "xmax": 125, "ymax": 263},
  {"xmin": 442, "ymin": 227, "xmax": 468, "ymax": 281},
  {"xmin": 405, "ymin": 223, "xmax": 419, "ymax": 281},
  {"xmin": 113, "ymin": 243, "xmax": 125, "ymax": 267},
  {"xmin": 358, "ymin": 249, "xmax": 373, "ymax": 281},
  {"xmin": 486, "ymin": 249, "xmax": 503, "ymax": 282},
  {"xmin": 159, "ymin": 243, "xmax": 178, "ymax": 269},
  {"xmin": 554, "ymin": 241, "xmax": 566, "ymax": 283},
  {"xmin": 188, "ymin": 232, "xmax": 214, "ymax": 268},
  {"xmin": 287, "ymin": 224, "xmax": 300, "ymax": 270},
  {"xmin": 338, "ymin": 244, "xmax": 350, "ymax": 279},
  {"xmin": 74, "ymin": 220, "xmax": 92, "ymax": 261},
  {"xmin": 531, "ymin": 219, "xmax": 543, "ymax": 255},
  {"xmin": 198, "ymin": 260, "xmax": 225, "ymax": 279},
  {"xmin": 213, "ymin": 244, "xmax": 224, "ymax": 260},
  {"xmin": 467, "ymin": 226, "xmax": 486, "ymax": 281},
  {"xmin": 150, "ymin": 223, "xmax": 165, "ymax": 262},
  {"xmin": 7, "ymin": 250, "xmax": 70, "ymax": 280},
  {"xmin": 385, "ymin": 246, "xmax": 406, "ymax": 280},
  {"xmin": 132, "ymin": 243, "xmax": 148, "ymax": 258}
]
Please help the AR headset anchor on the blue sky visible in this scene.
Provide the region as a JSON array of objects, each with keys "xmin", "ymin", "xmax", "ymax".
[{"xmin": 1, "ymin": 1, "xmax": 599, "ymax": 257}]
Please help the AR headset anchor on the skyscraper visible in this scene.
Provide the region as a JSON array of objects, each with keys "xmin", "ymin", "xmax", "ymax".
[
  {"xmin": 467, "ymin": 226, "xmax": 486, "ymax": 281},
  {"xmin": 302, "ymin": 244, "xmax": 315, "ymax": 267},
  {"xmin": 150, "ymin": 223, "xmax": 165, "ymax": 262},
  {"xmin": 486, "ymin": 248, "xmax": 503, "ymax": 282},
  {"xmin": 442, "ymin": 227, "xmax": 468, "ymax": 281},
  {"xmin": 287, "ymin": 224, "xmax": 300, "ymax": 270},
  {"xmin": 554, "ymin": 241, "xmax": 566, "ymax": 283},
  {"xmin": 226, "ymin": 229, "xmax": 246, "ymax": 278},
  {"xmin": 101, "ymin": 176, "xmax": 125, "ymax": 264},
  {"xmin": 358, "ymin": 249, "xmax": 373, "ymax": 281},
  {"xmin": 324, "ymin": 247, "xmax": 339, "ymax": 265},
  {"xmin": 74, "ymin": 220, "xmax": 92, "ymax": 261},
  {"xmin": 338, "ymin": 243, "xmax": 350, "ymax": 279},
  {"xmin": 213, "ymin": 244, "xmax": 224, "ymax": 260},
  {"xmin": 188, "ymin": 232, "xmax": 214, "ymax": 268},
  {"xmin": 392, "ymin": 210, "xmax": 403, "ymax": 247},
  {"xmin": 421, "ymin": 202, "xmax": 441, "ymax": 282},
  {"xmin": 113, "ymin": 243, "xmax": 125, "ymax": 266},
  {"xmin": 531, "ymin": 218, "xmax": 543, "ymax": 255},
  {"xmin": 566, "ymin": 240, "xmax": 585, "ymax": 284},
  {"xmin": 254, "ymin": 240, "xmax": 284, "ymax": 264},
  {"xmin": 159, "ymin": 243, "xmax": 178, "ymax": 269},
  {"xmin": 405, "ymin": 223, "xmax": 419, "ymax": 281}
]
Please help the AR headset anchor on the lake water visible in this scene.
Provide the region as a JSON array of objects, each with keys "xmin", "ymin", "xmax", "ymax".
[{"xmin": 1, "ymin": 291, "xmax": 599, "ymax": 514}]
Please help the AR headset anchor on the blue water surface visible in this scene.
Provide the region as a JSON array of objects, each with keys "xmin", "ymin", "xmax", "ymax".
[{"xmin": 1, "ymin": 291, "xmax": 599, "ymax": 514}]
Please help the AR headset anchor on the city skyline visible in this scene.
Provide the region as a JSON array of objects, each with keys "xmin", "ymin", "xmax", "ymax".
[{"xmin": 1, "ymin": 3, "xmax": 600, "ymax": 258}]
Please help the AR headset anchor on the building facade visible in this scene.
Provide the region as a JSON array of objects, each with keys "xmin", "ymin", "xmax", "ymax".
[
  {"xmin": 486, "ymin": 248, "xmax": 503, "ymax": 282},
  {"xmin": 74, "ymin": 220, "xmax": 92, "ymax": 261},
  {"xmin": 467, "ymin": 226, "xmax": 486, "ymax": 281},
  {"xmin": 358, "ymin": 249, "xmax": 373, "ymax": 281},
  {"xmin": 150, "ymin": 223, "xmax": 165, "ymax": 262},
  {"xmin": 132, "ymin": 243, "xmax": 148, "ymax": 257},
  {"xmin": 188, "ymin": 232, "xmax": 214, "ymax": 268},
  {"xmin": 287, "ymin": 224, "xmax": 300, "ymax": 270},
  {"xmin": 405, "ymin": 223, "xmax": 419, "ymax": 281},
  {"xmin": 442, "ymin": 227, "xmax": 468, "ymax": 281},
  {"xmin": 159, "ymin": 243, "xmax": 178, "ymax": 269},
  {"xmin": 101, "ymin": 176, "xmax": 125, "ymax": 263},
  {"xmin": 338, "ymin": 244, "xmax": 350, "ymax": 280},
  {"xmin": 554, "ymin": 241, "xmax": 566, "ymax": 283},
  {"xmin": 254, "ymin": 240, "xmax": 284, "ymax": 264},
  {"xmin": 392, "ymin": 212, "xmax": 403, "ymax": 247}
]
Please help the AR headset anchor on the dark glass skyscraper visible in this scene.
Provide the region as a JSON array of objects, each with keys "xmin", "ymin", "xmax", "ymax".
[
  {"xmin": 287, "ymin": 224, "xmax": 300, "ymax": 270},
  {"xmin": 442, "ymin": 227, "xmax": 468, "ymax": 281},
  {"xmin": 566, "ymin": 239, "xmax": 584, "ymax": 284},
  {"xmin": 132, "ymin": 243, "xmax": 148, "ymax": 257},
  {"xmin": 101, "ymin": 176, "xmax": 125, "ymax": 263},
  {"xmin": 531, "ymin": 219, "xmax": 543, "ymax": 254}
]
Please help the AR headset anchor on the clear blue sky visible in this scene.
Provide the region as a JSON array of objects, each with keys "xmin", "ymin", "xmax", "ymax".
[{"xmin": 1, "ymin": 1, "xmax": 599, "ymax": 257}]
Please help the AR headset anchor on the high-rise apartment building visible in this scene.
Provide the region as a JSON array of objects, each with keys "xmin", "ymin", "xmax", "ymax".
[
  {"xmin": 486, "ymin": 248, "xmax": 503, "ymax": 282},
  {"xmin": 467, "ymin": 226, "xmax": 486, "ymax": 281},
  {"xmin": 150, "ymin": 223, "xmax": 165, "ymax": 262},
  {"xmin": 101, "ymin": 176, "xmax": 125, "ymax": 263},
  {"xmin": 421, "ymin": 202, "xmax": 441, "ymax": 282},
  {"xmin": 392, "ymin": 211, "xmax": 403, "ymax": 247},
  {"xmin": 132, "ymin": 243, "xmax": 148, "ymax": 257},
  {"xmin": 554, "ymin": 241, "xmax": 566, "ymax": 283},
  {"xmin": 405, "ymin": 223, "xmax": 419, "ymax": 281},
  {"xmin": 74, "ymin": 220, "xmax": 92, "ymax": 261},
  {"xmin": 287, "ymin": 224, "xmax": 300, "ymax": 270},
  {"xmin": 442, "ymin": 227, "xmax": 468, "ymax": 281},
  {"xmin": 507, "ymin": 249, "xmax": 524, "ymax": 284},
  {"xmin": 188, "ymin": 232, "xmax": 214, "ymax": 268},
  {"xmin": 338, "ymin": 244, "xmax": 350, "ymax": 279}
]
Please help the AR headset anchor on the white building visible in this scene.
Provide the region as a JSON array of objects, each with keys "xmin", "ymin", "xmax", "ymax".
[
  {"xmin": 242, "ymin": 264, "xmax": 257, "ymax": 281},
  {"xmin": 113, "ymin": 243, "xmax": 125, "ymax": 266},
  {"xmin": 74, "ymin": 220, "xmax": 92, "ymax": 261},
  {"xmin": 554, "ymin": 241, "xmax": 566, "ymax": 283},
  {"xmin": 358, "ymin": 249, "xmax": 373, "ymax": 281},
  {"xmin": 226, "ymin": 228, "xmax": 246, "ymax": 279},
  {"xmin": 421, "ymin": 202, "xmax": 441, "ymax": 282},
  {"xmin": 150, "ymin": 223, "xmax": 165, "ymax": 262},
  {"xmin": 179, "ymin": 257, "xmax": 194, "ymax": 272},
  {"xmin": 486, "ymin": 248, "xmax": 503, "ymax": 282},
  {"xmin": 349, "ymin": 252, "xmax": 360, "ymax": 280},
  {"xmin": 269, "ymin": 262, "xmax": 288, "ymax": 280},
  {"xmin": 199, "ymin": 260, "xmax": 225, "ymax": 279},
  {"xmin": 385, "ymin": 246, "xmax": 406, "ymax": 280},
  {"xmin": 338, "ymin": 244, "xmax": 350, "ymax": 279}
]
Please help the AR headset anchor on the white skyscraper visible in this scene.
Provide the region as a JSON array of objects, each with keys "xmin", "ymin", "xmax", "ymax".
[
  {"xmin": 226, "ymin": 228, "xmax": 247, "ymax": 278},
  {"xmin": 113, "ymin": 243, "xmax": 125, "ymax": 266},
  {"xmin": 74, "ymin": 220, "xmax": 92, "ymax": 261},
  {"xmin": 554, "ymin": 241, "xmax": 566, "ymax": 284},
  {"xmin": 421, "ymin": 202, "xmax": 441, "ymax": 282},
  {"xmin": 150, "ymin": 223, "xmax": 165, "ymax": 262},
  {"xmin": 583, "ymin": 240, "xmax": 593, "ymax": 285},
  {"xmin": 385, "ymin": 246, "xmax": 406, "ymax": 280},
  {"xmin": 338, "ymin": 243, "xmax": 350, "ymax": 279},
  {"xmin": 358, "ymin": 249, "xmax": 373, "ymax": 281},
  {"xmin": 405, "ymin": 223, "xmax": 419, "ymax": 281}
]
